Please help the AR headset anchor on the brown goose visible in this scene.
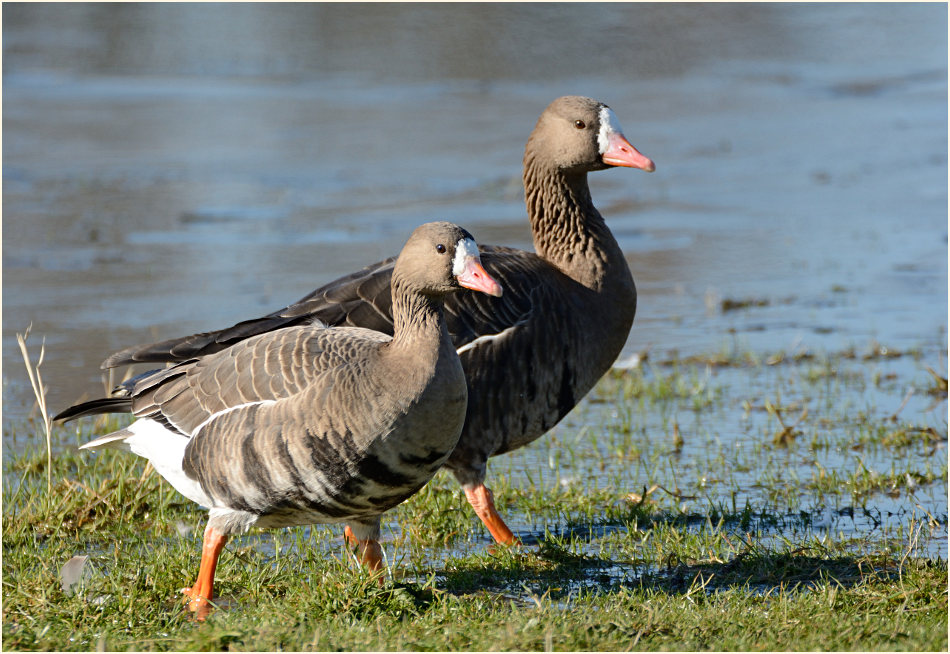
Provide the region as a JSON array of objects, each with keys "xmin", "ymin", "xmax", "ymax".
[
  {"xmin": 55, "ymin": 221, "xmax": 502, "ymax": 619},
  {"xmin": 100, "ymin": 96, "xmax": 655, "ymax": 545}
]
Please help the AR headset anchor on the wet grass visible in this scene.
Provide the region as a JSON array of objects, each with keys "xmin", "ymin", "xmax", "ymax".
[{"xmin": 3, "ymin": 343, "xmax": 947, "ymax": 650}]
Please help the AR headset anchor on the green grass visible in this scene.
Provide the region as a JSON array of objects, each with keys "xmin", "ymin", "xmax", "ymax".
[{"xmin": 3, "ymin": 343, "xmax": 947, "ymax": 650}]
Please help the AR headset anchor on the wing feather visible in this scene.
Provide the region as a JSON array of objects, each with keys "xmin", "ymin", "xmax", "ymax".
[
  {"xmin": 101, "ymin": 246, "xmax": 553, "ymax": 369},
  {"xmin": 108, "ymin": 323, "xmax": 387, "ymax": 437}
]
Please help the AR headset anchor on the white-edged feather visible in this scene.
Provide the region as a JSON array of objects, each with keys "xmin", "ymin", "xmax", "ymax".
[
  {"xmin": 191, "ymin": 400, "xmax": 277, "ymax": 437},
  {"xmin": 78, "ymin": 429, "xmax": 137, "ymax": 451},
  {"xmin": 455, "ymin": 324, "xmax": 518, "ymax": 356}
]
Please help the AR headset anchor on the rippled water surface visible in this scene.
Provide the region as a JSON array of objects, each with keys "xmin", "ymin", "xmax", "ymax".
[{"xmin": 3, "ymin": 4, "xmax": 947, "ymax": 559}]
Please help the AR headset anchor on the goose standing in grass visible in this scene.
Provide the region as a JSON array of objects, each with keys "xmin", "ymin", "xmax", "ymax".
[
  {"xmin": 100, "ymin": 96, "xmax": 655, "ymax": 545},
  {"xmin": 55, "ymin": 222, "xmax": 502, "ymax": 619}
]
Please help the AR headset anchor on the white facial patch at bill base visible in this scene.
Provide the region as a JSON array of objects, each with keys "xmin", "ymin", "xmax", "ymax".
[
  {"xmin": 452, "ymin": 237, "xmax": 481, "ymax": 276},
  {"xmin": 597, "ymin": 106, "xmax": 625, "ymax": 155}
]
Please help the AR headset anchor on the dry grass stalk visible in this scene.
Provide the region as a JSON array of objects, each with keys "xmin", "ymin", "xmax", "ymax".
[{"xmin": 16, "ymin": 324, "xmax": 54, "ymax": 494}]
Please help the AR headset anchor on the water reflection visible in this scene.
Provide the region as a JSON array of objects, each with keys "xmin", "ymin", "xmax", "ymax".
[{"xmin": 4, "ymin": 4, "xmax": 799, "ymax": 81}]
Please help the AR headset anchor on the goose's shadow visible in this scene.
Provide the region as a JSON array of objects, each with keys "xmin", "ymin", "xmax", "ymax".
[{"xmin": 430, "ymin": 510, "xmax": 911, "ymax": 603}]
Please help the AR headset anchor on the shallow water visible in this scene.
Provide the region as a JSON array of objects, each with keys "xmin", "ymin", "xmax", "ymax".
[{"xmin": 3, "ymin": 3, "xmax": 947, "ymax": 563}]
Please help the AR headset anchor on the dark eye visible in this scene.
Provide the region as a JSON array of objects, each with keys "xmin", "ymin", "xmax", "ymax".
[
  {"xmin": 574, "ymin": 120, "xmax": 586, "ymax": 129},
  {"xmin": 436, "ymin": 244, "xmax": 446, "ymax": 254}
]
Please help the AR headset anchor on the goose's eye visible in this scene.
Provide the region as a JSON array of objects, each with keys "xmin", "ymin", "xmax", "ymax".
[
  {"xmin": 436, "ymin": 244, "xmax": 447, "ymax": 254},
  {"xmin": 574, "ymin": 120, "xmax": 586, "ymax": 129}
]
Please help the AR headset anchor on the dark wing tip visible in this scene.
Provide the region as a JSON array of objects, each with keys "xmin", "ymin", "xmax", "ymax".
[{"xmin": 53, "ymin": 397, "xmax": 132, "ymax": 423}]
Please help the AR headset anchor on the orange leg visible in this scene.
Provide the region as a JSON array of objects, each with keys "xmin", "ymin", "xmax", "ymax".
[
  {"xmin": 343, "ymin": 525, "xmax": 384, "ymax": 572},
  {"xmin": 465, "ymin": 483, "xmax": 519, "ymax": 546},
  {"xmin": 182, "ymin": 524, "xmax": 229, "ymax": 620}
]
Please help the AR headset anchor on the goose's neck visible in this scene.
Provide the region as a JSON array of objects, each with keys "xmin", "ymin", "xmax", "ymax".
[
  {"xmin": 523, "ymin": 154, "xmax": 627, "ymax": 292},
  {"xmin": 389, "ymin": 285, "xmax": 450, "ymax": 357}
]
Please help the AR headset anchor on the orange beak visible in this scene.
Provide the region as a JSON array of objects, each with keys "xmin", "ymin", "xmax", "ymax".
[
  {"xmin": 602, "ymin": 132, "xmax": 656, "ymax": 172},
  {"xmin": 457, "ymin": 258, "xmax": 503, "ymax": 297}
]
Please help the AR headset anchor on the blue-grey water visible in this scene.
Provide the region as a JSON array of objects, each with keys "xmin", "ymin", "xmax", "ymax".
[{"xmin": 3, "ymin": 4, "xmax": 946, "ymax": 564}]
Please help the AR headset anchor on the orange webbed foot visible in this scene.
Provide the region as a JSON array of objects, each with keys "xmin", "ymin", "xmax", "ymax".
[
  {"xmin": 343, "ymin": 525, "xmax": 386, "ymax": 585},
  {"xmin": 181, "ymin": 585, "xmax": 213, "ymax": 621},
  {"xmin": 465, "ymin": 484, "xmax": 521, "ymax": 546}
]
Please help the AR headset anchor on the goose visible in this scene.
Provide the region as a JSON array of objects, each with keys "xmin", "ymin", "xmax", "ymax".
[
  {"xmin": 55, "ymin": 221, "xmax": 503, "ymax": 619},
  {"xmin": 100, "ymin": 96, "xmax": 655, "ymax": 546}
]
